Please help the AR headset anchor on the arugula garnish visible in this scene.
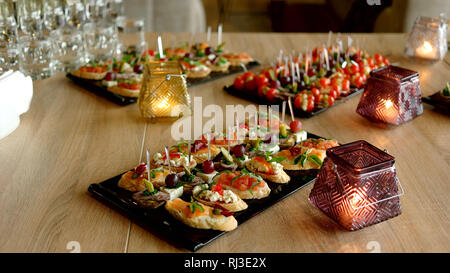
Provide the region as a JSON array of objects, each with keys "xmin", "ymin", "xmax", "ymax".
[
  {"xmin": 149, "ymin": 167, "xmax": 163, "ymax": 179},
  {"xmin": 268, "ymin": 156, "xmax": 286, "ymax": 163},
  {"xmin": 249, "ymin": 181, "xmax": 261, "ymax": 195},
  {"xmin": 308, "ymin": 154, "xmax": 323, "ymax": 167},
  {"xmin": 293, "ymin": 152, "xmax": 322, "ymax": 167},
  {"xmin": 189, "ymin": 197, "xmax": 204, "ymax": 213}
]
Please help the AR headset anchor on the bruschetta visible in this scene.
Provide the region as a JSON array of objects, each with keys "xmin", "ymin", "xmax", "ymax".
[
  {"xmin": 212, "ymin": 170, "xmax": 271, "ymax": 199},
  {"xmin": 71, "ymin": 63, "xmax": 108, "ymax": 80},
  {"xmin": 151, "ymin": 150, "xmax": 196, "ymax": 173},
  {"xmin": 118, "ymin": 163, "xmax": 169, "ymax": 192},
  {"xmin": 193, "ymin": 183, "xmax": 248, "ymax": 212},
  {"xmin": 245, "ymin": 155, "xmax": 290, "ymax": 184},
  {"xmin": 275, "ymin": 138, "xmax": 338, "ymax": 170},
  {"xmin": 165, "ymin": 198, "xmax": 238, "ymax": 231}
]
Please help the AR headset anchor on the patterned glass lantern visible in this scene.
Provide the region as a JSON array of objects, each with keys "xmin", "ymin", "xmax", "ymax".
[
  {"xmin": 138, "ymin": 61, "xmax": 191, "ymax": 119},
  {"xmin": 356, "ymin": 65, "xmax": 423, "ymax": 125},
  {"xmin": 309, "ymin": 140, "xmax": 403, "ymax": 231},
  {"xmin": 404, "ymin": 15, "xmax": 448, "ymax": 61}
]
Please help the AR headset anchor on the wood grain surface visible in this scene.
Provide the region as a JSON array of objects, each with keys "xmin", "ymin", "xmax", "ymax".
[{"xmin": 0, "ymin": 33, "xmax": 449, "ymax": 253}]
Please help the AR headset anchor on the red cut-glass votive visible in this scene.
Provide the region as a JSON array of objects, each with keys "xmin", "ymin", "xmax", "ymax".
[
  {"xmin": 309, "ymin": 140, "xmax": 403, "ymax": 231},
  {"xmin": 356, "ymin": 65, "xmax": 423, "ymax": 125}
]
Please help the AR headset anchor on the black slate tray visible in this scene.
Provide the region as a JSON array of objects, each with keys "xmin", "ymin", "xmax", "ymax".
[
  {"xmin": 66, "ymin": 73, "xmax": 137, "ymax": 106},
  {"xmin": 66, "ymin": 61, "xmax": 260, "ymax": 106},
  {"xmin": 186, "ymin": 61, "xmax": 260, "ymax": 86},
  {"xmin": 223, "ymin": 85, "xmax": 364, "ymax": 118},
  {"xmin": 88, "ymin": 132, "xmax": 323, "ymax": 252},
  {"xmin": 422, "ymin": 91, "xmax": 450, "ymax": 113}
]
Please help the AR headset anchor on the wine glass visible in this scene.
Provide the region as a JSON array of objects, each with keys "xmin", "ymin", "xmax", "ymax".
[
  {"xmin": 43, "ymin": 0, "xmax": 65, "ymax": 31},
  {"xmin": 16, "ymin": 0, "xmax": 43, "ymax": 36},
  {"xmin": 65, "ymin": 1, "xmax": 86, "ymax": 29}
]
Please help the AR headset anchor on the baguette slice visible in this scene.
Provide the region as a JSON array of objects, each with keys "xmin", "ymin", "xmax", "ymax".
[
  {"xmin": 276, "ymin": 147, "xmax": 326, "ymax": 171},
  {"xmin": 193, "ymin": 185, "xmax": 248, "ymax": 212},
  {"xmin": 107, "ymin": 85, "xmax": 140, "ymax": 98},
  {"xmin": 186, "ymin": 67, "xmax": 211, "ymax": 78},
  {"xmin": 165, "ymin": 198, "xmax": 238, "ymax": 231},
  {"xmin": 212, "ymin": 174, "xmax": 271, "ymax": 200},
  {"xmin": 194, "ymin": 196, "xmax": 248, "ymax": 212},
  {"xmin": 208, "ymin": 62, "xmax": 230, "ymax": 72},
  {"xmin": 251, "ymin": 169, "xmax": 291, "ymax": 184},
  {"xmin": 245, "ymin": 158, "xmax": 291, "ymax": 184},
  {"xmin": 71, "ymin": 69, "xmax": 107, "ymax": 80}
]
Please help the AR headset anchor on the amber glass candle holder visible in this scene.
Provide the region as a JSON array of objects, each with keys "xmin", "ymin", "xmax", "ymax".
[
  {"xmin": 356, "ymin": 65, "xmax": 423, "ymax": 125},
  {"xmin": 309, "ymin": 140, "xmax": 404, "ymax": 231},
  {"xmin": 404, "ymin": 15, "xmax": 448, "ymax": 61},
  {"xmin": 138, "ymin": 61, "xmax": 191, "ymax": 119}
]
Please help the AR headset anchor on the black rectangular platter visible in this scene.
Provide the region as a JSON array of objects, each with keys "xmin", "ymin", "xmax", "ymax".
[
  {"xmin": 422, "ymin": 91, "xmax": 450, "ymax": 113},
  {"xmin": 223, "ymin": 85, "xmax": 364, "ymax": 118},
  {"xmin": 66, "ymin": 73, "xmax": 137, "ymax": 106},
  {"xmin": 186, "ymin": 61, "xmax": 260, "ymax": 86},
  {"xmin": 66, "ymin": 61, "xmax": 260, "ymax": 106},
  {"xmin": 88, "ymin": 132, "xmax": 322, "ymax": 252}
]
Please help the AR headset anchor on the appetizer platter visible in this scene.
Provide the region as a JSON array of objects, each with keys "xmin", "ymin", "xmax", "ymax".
[
  {"xmin": 88, "ymin": 111, "xmax": 340, "ymax": 251},
  {"xmin": 224, "ymin": 42, "xmax": 390, "ymax": 118},
  {"xmin": 67, "ymin": 40, "xmax": 259, "ymax": 106},
  {"xmin": 422, "ymin": 82, "xmax": 450, "ymax": 113}
]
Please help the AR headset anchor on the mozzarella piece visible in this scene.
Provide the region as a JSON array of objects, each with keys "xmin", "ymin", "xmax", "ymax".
[
  {"xmin": 293, "ymin": 130, "xmax": 307, "ymax": 143},
  {"xmin": 161, "ymin": 186, "xmax": 183, "ymax": 200},
  {"xmin": 197, "ymin": 171, "xmax": 218, "ymax": 184}
]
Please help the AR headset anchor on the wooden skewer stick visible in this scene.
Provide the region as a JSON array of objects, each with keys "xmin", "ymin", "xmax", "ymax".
[
  {"xmin": 281, "ymin": 101, "xmax": 286, "ymax": 124},
  {"xmin": 207, "ymin": 133, "xmax": 211, "ymax": 160},
  {"xmin": 164, "ymin": 146, "xmax": 171, "ymax": 173},
  {"xmin": 157, "ymin": 36, "xmax": 164, "ymax": 59},
  {"xmin": 287, "ymin": 97, "xmax": 294, "ymax": 122},
  {"xmin": 187, "ymin": 139, "xmax": 191, "ymax": 170},
  {"xmin": 146, "ymin": 148, "xmax": 151, "ymax": 182}
]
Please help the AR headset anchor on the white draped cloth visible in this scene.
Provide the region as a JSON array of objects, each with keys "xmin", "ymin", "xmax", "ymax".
[{"xmin": 0, "ymin": 71, "xmax": 33, "ymax": 140}]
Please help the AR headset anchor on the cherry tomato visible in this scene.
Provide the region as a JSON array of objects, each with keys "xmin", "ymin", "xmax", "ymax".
[
  {"xmin": 234, "ymin": 75, "xmax": 245, "ymax": 90},
  {"xmin": 329, "ymin": 89, "xmax": 338, "ymax": 99},
  {"xmin": 328, "ymin": 96, "xmax": 335, "ymax": 107},
  {"xmin": 311, "ymin": 87, "xmax": 320, "ymax": 101},
  {"xmin": 306, "ymin": 97, "xmax": 315, "ymax": 112},
  {"xmin": 374, "ymin": 53, "xmax": 383, "ymax": 64},
  {"xmin": 243, "ymin": 71, "xmax": 254, "ymax": 79},
  {"xmin": 383, "ymin": 58, "xmax": 390, "ymax": 66},
  {"xmin": 367, "ymin": 57, "xmax": 374, "ymax": 68},
  {"xmin": 245, "ymin": 75, "xmax": 257, "ymax": 91},
  {"xmin": 353, "ymin": 75, "xmax": 364, "ymax": 88},
  {"xmin": 342, "ymin": 78, "xmax": 350, "ymax": 91},
  {"xmin": 345, "ymin": 63, "xmax": 360, "ymax": 75},
  {"xmin": 319, "ymin": 77, "xmax": 330, "ymax": 88},
  {"xmin": 265, "ymin": 88, "xmax": 279, "ymax": 100},
  {"xmin": 294, "ymin": 94, "xmax": 303, "ymax": 110},
  {"xmin": 257, "ymin": 84, "xmax": 268, "ymax": 97},
  {"xmin": 255, "ymin": 74, "xmax": 269, "ymax": 87},
  {"xmin": 289, "ymin": 120, "xmax": 302, "ymax": 133}
]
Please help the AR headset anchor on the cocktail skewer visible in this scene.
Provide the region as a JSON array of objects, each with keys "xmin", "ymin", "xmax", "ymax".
[
  {"xmin": 287, "ymin": 97, "xmax": 294, "ymax": 122},
  {"xmin": 164, "ymin": 146, "xmax": 171, "ymax": 173}
]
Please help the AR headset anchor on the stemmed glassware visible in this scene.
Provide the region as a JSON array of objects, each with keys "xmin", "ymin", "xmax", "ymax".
[{"xmin": 0, "ymin": 0, "xmax": 19, "ymax": 75}]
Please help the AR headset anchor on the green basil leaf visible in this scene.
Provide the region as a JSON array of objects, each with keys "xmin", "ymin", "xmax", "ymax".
[
  {"xmin": 308, "ymin": 154, "xmax": 323, "ymax": 167},
  {"xmin": 268, "ymin": 157, "xmax": 286, "ymax": 163},
  {"xmin": 249, "ymin": 181, "xmax": 261, "ymax": 195}
]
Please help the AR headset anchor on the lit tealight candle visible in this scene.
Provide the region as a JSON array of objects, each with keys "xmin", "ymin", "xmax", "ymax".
[{"xmin": 415, "ymin": 41, "xmax": 435, "ymax": 59}]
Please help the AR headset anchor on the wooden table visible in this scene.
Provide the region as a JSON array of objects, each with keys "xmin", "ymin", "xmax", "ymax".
[{"xmin": 0, "ymin": 33, "xmax": 449, "ymax": 253}]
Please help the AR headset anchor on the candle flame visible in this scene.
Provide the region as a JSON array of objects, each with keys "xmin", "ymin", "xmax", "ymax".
[
  {"xmin": 422, "ymin": 41, "xmax": 433, "ymax": 54},
  {"xmin": 156, "ymin": 98, "xmax": 170, "ymax": 110},
  {"xmin": 384, "ymin": 99, "xmax": 393, "ymax": 109}
]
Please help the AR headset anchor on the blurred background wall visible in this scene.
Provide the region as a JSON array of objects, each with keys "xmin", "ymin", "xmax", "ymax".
[{"xmin": 123, "ymin": 0, "xmax": 449, "ymax": 33}]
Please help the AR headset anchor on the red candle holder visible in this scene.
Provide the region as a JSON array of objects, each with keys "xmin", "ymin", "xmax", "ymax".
[
  {"xmin": 356, "ymin": 65, "xmax": 423, "ymax": 125},
  {"xmin": 309, "ymin": 140, "xmax": 404, "ymax": 231}
]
